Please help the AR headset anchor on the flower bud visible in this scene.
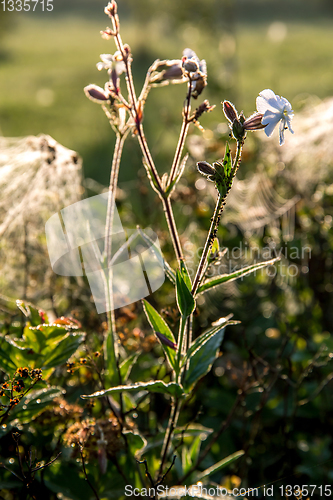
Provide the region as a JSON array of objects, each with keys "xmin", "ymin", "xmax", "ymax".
[
  {"xmin": 223, "ymin": 101, "xmax": 238, "ymax": 124},
  {"xmin": 197, "ymin": 161, "xmax": 215, "ymax": 177},
  {"xmin": 232, "ymin": 119, "xmax": 246, "ymax": 140},
  {"xmin": 243, "ymin": 112, "xmax": 266, "ymax": 130},
  {"xmin": 100, "ymin": 28, "xmax": 114, "ymax": 40},
  {"xmin": 84, "ymin": 85, "xmax": 110, "ymax": 104},
  {"xmin": 104, "ymin": 1, "xmax": 117, "ymax": 17},
  {"xmin": 155, "ymin": 331, "xmax": 177, "ymax": 350},
  {"xmin": 182, "ymin": 56, "xmax": 199, "ymax": 73}
]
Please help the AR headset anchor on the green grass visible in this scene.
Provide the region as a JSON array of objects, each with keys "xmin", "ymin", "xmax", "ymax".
[{"xmin": 0, "ymin": 12, "xmax": 333, "ymax": 185}]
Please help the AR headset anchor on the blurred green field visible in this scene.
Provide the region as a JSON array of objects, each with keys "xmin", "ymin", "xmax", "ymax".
[{"xmin": 0, "ymin": 2, "xmax": 333, "ymax": 186}]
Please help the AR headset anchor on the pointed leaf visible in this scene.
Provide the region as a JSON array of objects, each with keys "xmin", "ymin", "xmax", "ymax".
[
  {"xmin": 120, "ymin": 353, "xmax": 139, "ymax": 382},
  {"xmin": 81, "ymin": 380, "xmax": 184, "ymax": 399},
  {"xmin": 0, "ymin": 336, "xmax": 40, "ymax": 376},
  {"xmin": 143, "ymin": 160, "xmax": 160, "ymax": 195},
  {"xmin": 176, "ymin": 269, "xmax": 195, "ymax": 317},
  {"xmin": 184, "ymin": 326, "xmax": 225, "ymax": 391},
  {"xmin": 182, "ymin": 319, "xmax": 239, "ymax": 367},
  {"xmin": 196, "ymin": 450, "xmax": 245, "ymax": 481},
  {"xmin": 166, "ymin": 154, "xmax": 188, "ymax": 196},
  {"xmin": 197, "ymin": 257, "xmax": 280, "ymax": 295},
  {"xmin": 189, "ymin": 435, "xmax": 202, "ymax": 465},
  {"xmin": 223, "ymin": 142, "xmax": 232, "ymax": 178},
  {"xmin": 180, "ymin": 260, "xmax": 192, "ymax": 290},
  {"xmin": 143, "ymin": 300, "xmax": 176, "ymax": 370},
  {"xmin": 123, "ymin": 430, "xmax": 147, "ymax": 458},
  {"xmin": 42, "ymin": 333, "xmax": 85, "ymax": 370}
]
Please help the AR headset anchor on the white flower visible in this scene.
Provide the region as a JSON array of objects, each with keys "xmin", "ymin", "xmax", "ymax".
[
  {"xmin": 256, "ymin": 89, "xmax": 294, "ymax": 145},
  {"xmin": 97, "ymin": 53, "xmax": 126, "ymax": 76}
]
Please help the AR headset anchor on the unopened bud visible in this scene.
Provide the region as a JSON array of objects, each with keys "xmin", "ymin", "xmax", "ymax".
[
  {"xmin": 243, "ymin": 112, "xmax": 266, "ymax": 130},
  {"xmin": 182, "ymin": 56, "xmax": 199, "ymax": 73},
  {"xmin": 155, "ymin": 331, "xmax": 177, "ymax": 351},
  {"xmin": 100, "ymin": 28, "xmax": 114, "ymax": 40},
  {"xmin": 162, "ymin": 63, "xmax": 183, "ymax": 80},
  {"xmin": 197, "ymin": 161, "xmax": 215, "ymax": 177},
  {"xmin": 84, "ymin": 85, "xmax": 110, "ymax": 104},
  {"xmin": 223, "ymin": 101, "xmax": 238, "ymax": 124},
  {"xmin": 104, "ymin": 1, "xmax": 117, "ymax": 17},
  {"xmin": 232, "ymin": 119, "xmax": 246, "ymax": 140}
]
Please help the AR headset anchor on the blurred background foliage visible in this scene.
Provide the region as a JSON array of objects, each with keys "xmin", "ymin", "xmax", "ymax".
[{"xmin": 1, "ymin": 0, "xmax": 333, "ymax": 497}]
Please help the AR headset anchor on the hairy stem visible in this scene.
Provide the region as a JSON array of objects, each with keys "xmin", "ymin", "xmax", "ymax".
[
  {"xmin": 191, "ymin": 139, "xmax": 243, "ymax": 296},
  {"xmin": 168, "ymin": 80, "xmax": 192, "ymax": 186},
  {"xmin": 176, "ymin": 315, "xmax": 187, "ymax": 382},
  {"xmin": 162, "ymin": 195, "xmax": 184, "ymax": 263},
  {"xmin": 158, "ymin": 398, "xmax": 181, "ymax": 479}
]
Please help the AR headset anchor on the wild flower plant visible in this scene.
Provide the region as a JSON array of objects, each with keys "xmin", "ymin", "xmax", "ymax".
[
  {"xmin": 80, "ymin": 1, "xmax": 294, "ymax": 496},
  {"xmin": 0, "ymin": 2, "xmax": 308, "ymax": 499}
]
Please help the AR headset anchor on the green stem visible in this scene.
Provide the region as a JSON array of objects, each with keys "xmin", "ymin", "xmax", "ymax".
[
  {"xmin": 175, "ymin": 315, "xmax": 187, "ymax": 382},
  {"xmin": 191, "ymin": 139, "xmax": 243, "ymax": 296},
  {"xmin": 162, "ymin": 195, "xmax": 184, "ymax": 264},
  {"xmin": 191, "ymin": 194, "xmax": 224, "ymax": 296},
  {"xmin": 168, "ymin": 80, "xmax": 192, "ymax": 187},
  {"xmin": 158, "ymin": 398, "xmax": 181, "ymax": 479}
]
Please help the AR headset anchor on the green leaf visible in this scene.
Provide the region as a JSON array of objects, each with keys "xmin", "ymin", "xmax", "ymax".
[
  {"xmin": 143, "ymin": 159, "xmax": 160, "ymax": 195},
  {"xmin": 208, "ymin": 238, "xmax": 220, "ymax": 263},
  {"xmin": 10, "ymin": 386, "xmax": 64, "ymax": 424},
  {"xmin": 143, "ymin": 300, "xmax": 176, "ymax": 370},
  {"xmin": 189, "ymin": 435, "xmax": 202, "ymax": 465},
  {"xmin": 180, "ymin": 260, "xmax": 192, "ymax": 290},
  {"xmin": 184, "ymin": 326, "xmax": 225, "ymax": 391},
  {"xmin": 195, "ymin": 450, "xmax": 245, "ymax": 481},
  {"xmin": 213, "ymin": 143, "xmax": 232, "ymax": 198},
  {"xmin": 123, "ymin": 430, "xmax": 147, "ymax": 458},
  {"xmin": 197, "ymin": 257, "xmax": 280, "ymax": 295},
  {"xmin": 182, "ymin": 319, "xmax": 239, "ymax": 367},
  {"xmin": 17, "ymin": 300, "xmax": 48, "ymax": 326},
  {"xmin": 41, "ymin": 333, "xmax": 85, "ymax": 369},
  {"xmin": 165, "ymin": 154, "xmax": 188, "ymax": 196},
  {"xmin": 0, "ymin": 336, "xmax": 40, "ymax": 376},
  {"xmin": 120, "ymin": 353, "xmax": 139, "ymax": 382},
  {"xmin": 176, "ymin": 269, "xmax": 195, "ymax": 317},
  {"xmin": 81, "ymin": 380, "xmax": 184, "ymax": 399},
  {"xmin": 0, "ymin": 386, "xmax": 64, "ymax": 437},
  {"xmin": 182, "ymin": 446, "xmax": 192, "ymax": 475},
  {"xmin": 223, "ymin": 142, "xmax": 232, "ymax": 178}
]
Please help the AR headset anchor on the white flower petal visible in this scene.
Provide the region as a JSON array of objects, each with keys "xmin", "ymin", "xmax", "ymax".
[
  {"xmin": 285, "ymin": 116, "xmax": 294, "ymax": 134},
  {"xmin": 256, "ymin": 89, "xmax": 289, "ymax": 116},
  {"xmin": 100, "ymin": 54, "xmax": 114, "ymax": 64},
  {"xmin": 279, "ymin": 121, "xmax": 285, "ymax": 145},
  {"xmin": 261, "ymin": 110, "xmax": 282, "ymax": 124},
  {"xmin": 263, "ymin": 119, "xmax": 279, "ymax": 137}
]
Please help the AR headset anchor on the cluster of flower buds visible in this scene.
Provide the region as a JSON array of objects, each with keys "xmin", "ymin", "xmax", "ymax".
[
  {"xmin": 181, "ymin": 48, "xmax": 207, "ymax": 98},
  {"xmin": 223, "ymin": 100, "xmax": 266, "ymax": 141}
]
